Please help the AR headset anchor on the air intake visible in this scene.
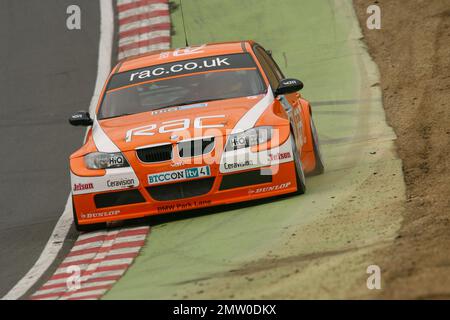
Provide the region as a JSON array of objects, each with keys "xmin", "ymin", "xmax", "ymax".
[
  {"xmin": 146, "ymin": 178, "xmax": 215, "ymax": 201},
  {"xmin": 136, "ymin": 144, "xmax": 173, "ymax": 163}
]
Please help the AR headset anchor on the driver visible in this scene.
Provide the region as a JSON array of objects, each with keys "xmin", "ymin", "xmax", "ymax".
[{"xmin": 200, "ymin": 71, "xmax": 247, "ymax": 99}]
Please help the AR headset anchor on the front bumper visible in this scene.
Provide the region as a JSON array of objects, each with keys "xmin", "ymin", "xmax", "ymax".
[{"xmin": 71, "ymin": 136, "xmax": 299, "ymax": 225}]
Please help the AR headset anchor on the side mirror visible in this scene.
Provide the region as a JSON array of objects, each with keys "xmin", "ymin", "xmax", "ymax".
[
  {"xmin": 69, "ymin": 111, "xmax": 93, "ymax": 127},
  {"xmin": 275, "ymin": 78, "xmax": 304, "ymax": 96}
]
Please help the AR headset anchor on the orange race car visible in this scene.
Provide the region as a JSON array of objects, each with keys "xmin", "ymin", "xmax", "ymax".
[{"xmin": 69, "ymin": 41, "xmax": 324, "ymax": 231}]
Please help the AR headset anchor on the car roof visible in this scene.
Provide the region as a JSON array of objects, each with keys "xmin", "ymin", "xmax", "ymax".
[{"xmin": 116, "ymin": 40, "xmax": 256, "ymax": 73}]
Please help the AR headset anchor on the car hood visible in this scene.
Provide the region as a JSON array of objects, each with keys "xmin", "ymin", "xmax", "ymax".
[{"xmin": 95, "ymin": 95, "xmax": 268, "ymax": 152}]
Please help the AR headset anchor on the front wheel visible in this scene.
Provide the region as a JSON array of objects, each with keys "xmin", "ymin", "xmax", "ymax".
[
  {"xmin": 309, "ymin": 115, "xmax": 325, "ymax": 175},
  {"xmin": 291, "ymin": 135, "xmax": 306, "ymax": 195}
]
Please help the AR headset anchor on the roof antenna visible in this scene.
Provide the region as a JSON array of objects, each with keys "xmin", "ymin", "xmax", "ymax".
[{"xmin": 180, "ymin": 0, "xmax": 189, "ymax": 47}]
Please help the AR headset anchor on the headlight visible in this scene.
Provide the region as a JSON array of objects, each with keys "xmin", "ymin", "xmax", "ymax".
[
  {"xmin": 84, "ymin": 152, "xmax": 130, "ymax": 169},
  {"xmin": 225, "ymin": 126, "xmax": 272, "ymax": 151}
]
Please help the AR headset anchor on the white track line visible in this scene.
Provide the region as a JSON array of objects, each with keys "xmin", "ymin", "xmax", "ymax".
[
  {"xmin": 1, "ymin": 0, "xmax": 114, "ymax": 300},
  {"xmin": 1, "ymin": 197, "xmax": 73, "ymax": 300},
  {"xmin": 89, "ymin": 0, "xmax": 114, "ymax": 116}
]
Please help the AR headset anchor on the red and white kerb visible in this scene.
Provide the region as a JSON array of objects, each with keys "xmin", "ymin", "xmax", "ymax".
[{"xmin": 117, "ymin": 0, "xmax": 171, "ymax": 60}]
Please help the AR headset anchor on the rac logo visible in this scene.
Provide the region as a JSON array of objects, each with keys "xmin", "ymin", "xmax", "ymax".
[{"xmin": 125, "ymin": 115, "xmax": 226, "ymax": 142}]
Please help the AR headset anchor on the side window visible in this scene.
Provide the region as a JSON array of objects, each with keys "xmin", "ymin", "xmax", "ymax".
[
  {"xmin": 254, "ymin": 46, "xmax": 280, "ymax": 90},
  {"xmin": 265, "ymin": 52, "xmax": 285, "ymax": 81}
]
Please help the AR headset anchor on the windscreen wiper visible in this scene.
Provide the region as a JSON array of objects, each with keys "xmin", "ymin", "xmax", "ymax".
[
  {"xmin": 147, "ymin": 100, "xmax": 216, "ymax": 113},
  {"xmin": 102, "ymin": 98, "xmax": 231, "ymax": 119},
  {"xmin": 175, "ymin": 98, "xmax": 229, "ymax": 107},
  {"xmin": 100, "ymin": 113, "xmax": 132, "ymax": 120}
]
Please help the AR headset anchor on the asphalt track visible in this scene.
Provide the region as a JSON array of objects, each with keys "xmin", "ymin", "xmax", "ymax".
[
  {"xmin": 0, "ymin": 1, "xmax": 100, "ymax": 297},
  {"xmin": 103, "ymin": 0, "xmax": 407, "ymax": 299}
]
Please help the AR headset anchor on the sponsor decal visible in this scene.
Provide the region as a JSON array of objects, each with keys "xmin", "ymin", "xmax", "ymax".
[
  {"xmin": 81, "ymin": 210, "xmax": 120, "ymax": 220},
  {"xmin": 248, "ymin": 182, "xmax": 292, "ymax": 194},
  {"xmin": 71, "ymin": 169, "xmax": 140, "ymax": 195},
  {"xmin": 150, "ymin": 103, "xmax": 207, "ymax": 116},
  {"xmin": 108, "ymin": 154, "xmax": 126, "ymax": 166},
  {"xmin": 159, "ymin": 45, "xmax": 206, "ymax": 59},
  {"xmin": 148, "ymin": 166, "xmax": 211, "ymax": 185},
  {"xmin": 282, "ymin": 80, "xmax": 299, "ymax": 86},
  {"xmin": 220, "ymin": 135, "xmax": 294, "ymax": 174},
  {"xmin": 171, "ymin": 161, "xmax": 185, "ymax": 168},
  {"xmin": 157, "ymin": 200, "xmax": 212, "ymax": 213},
  {"xmin": 128, "ymin": 57, "xmax": 230, "ymax": 82},
  {"xmin": 73, "ymin": 183, "xmax": 94, "ymax": 191},
  {"xmin": 229, "ymin": 136, "xmax": 248, "ymax": 149},
  {"xmin": 269, "ymin": 152, "xmax": 292, "ymax": 162},
  {"xmin": 223, "ymin": 160, "xmax": 254, "ymax": 170},
  {"xmin": 106, "ymin": 178, "xmax": 135, "ymax": 189},
  {"xmin": 107, "ymin": 53, "xmax": 256, "ymax": 90}
]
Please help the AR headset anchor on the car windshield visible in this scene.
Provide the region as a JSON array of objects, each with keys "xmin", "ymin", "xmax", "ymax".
[{"xmin": 98, "ymin": 54, "xmax": 266, "ymax": 119}]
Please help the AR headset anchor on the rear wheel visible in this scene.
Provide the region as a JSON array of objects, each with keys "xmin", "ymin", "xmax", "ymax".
[
  {"xmin": 291, "ymin": 135, "xmax": 306, "ymax": 195},
  {"xmin": 72, "ymin": 199, "xmax": 106, "ymax": 232},
  {"xmin": 309, "ymin": 115, "xmax": 325, "ymax": 175}
]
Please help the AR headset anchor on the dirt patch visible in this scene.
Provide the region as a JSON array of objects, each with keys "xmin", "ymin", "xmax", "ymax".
[{"xmin": 353, "ymin": 0, "xmax": 450, "ymax": 298}]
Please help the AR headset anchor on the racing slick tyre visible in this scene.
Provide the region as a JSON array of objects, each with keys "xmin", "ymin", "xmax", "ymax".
[
  {"xmin": 72, "ymin": 199, "xmax": 106, "ymax": 232},
  {"xmin": 309, "ymin": 115, "xmax": 325, "ymax": 176},
  {"xmin": 291, "ymin": 135, "xmax": 306, "ymax": 195}
]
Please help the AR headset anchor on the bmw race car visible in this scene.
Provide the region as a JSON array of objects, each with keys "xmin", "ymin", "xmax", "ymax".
[{"xmin": 69, "ymin": 41, "xmax": 324, "ymax": 231}]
